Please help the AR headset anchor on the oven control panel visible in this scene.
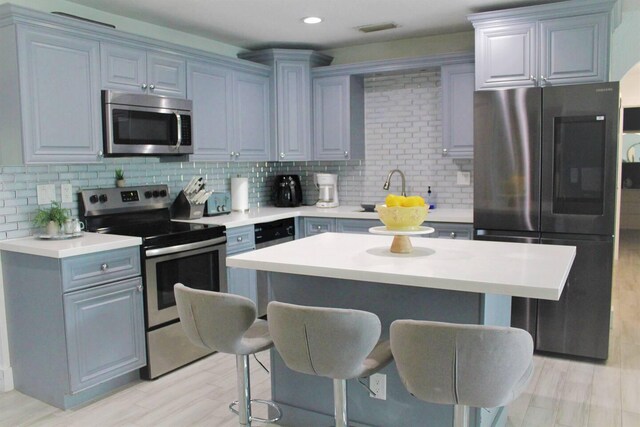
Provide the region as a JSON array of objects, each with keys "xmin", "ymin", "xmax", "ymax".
[{"xmin": 80, "ymin": 185, "xmax": 171, "ymax": 216}]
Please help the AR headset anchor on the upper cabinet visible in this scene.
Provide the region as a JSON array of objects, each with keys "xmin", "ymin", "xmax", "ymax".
[
  {"xmin": 101, "ymin": 43, "xmax": 187, "ymax": 98},
  {"xmin": 232, "ymin": 71, "xmax": 272, "ymax": 162},
  {"xmin": 312, "ymin": 75, "xmax": 365, "ymax": 161},
  {"xmin": 441, "ymin": 63, "xmax": 475, "ymax": 158},
  {"xmin": 469, "ymin": 1, "xmax": 614, "ymax": 90},
  {"xmin": 0, "ymin": 24, "xmax": 103, "ymax": 164},
  {"xmin": 238, "ymin": 49, "xmax": 332, "ymax": 161}
]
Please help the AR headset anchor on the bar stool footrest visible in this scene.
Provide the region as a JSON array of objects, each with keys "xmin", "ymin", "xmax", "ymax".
[{"xmin": 229, "ymin": 399, "xmax": 283, "ymax": 423}]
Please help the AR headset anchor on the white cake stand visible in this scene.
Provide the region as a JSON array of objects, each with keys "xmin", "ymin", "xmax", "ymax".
[{"xmin": 369, "ymin": 226, "xmax": 435, "ymax": 253}]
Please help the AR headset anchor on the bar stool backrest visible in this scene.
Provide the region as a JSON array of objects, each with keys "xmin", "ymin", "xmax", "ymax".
[
  {"xmin": 175, "ymin": 283, "xmax": 257, "ymax": 354},
  {"xmin": 268, "ymin": 301, "xmax": 382, "ymax": 380},
  {"xmin": 390, "ymin": 320, "xmax": 534, "ymax": 409}
]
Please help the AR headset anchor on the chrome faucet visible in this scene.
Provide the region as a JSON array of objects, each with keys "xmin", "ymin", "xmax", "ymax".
[{"xmin": 383, "ymin": 169, "xmax": 407, "ymax": 196}]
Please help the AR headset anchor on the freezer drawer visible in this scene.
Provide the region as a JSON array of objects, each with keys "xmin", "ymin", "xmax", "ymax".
[{"xmin": 536, "ymin": 235, "xmax": 613, "ymax": 359}]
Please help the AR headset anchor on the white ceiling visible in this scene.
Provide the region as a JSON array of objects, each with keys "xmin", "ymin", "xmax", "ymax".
[{"xmin": 67, "ymin": 0, "xmax": 563, "ymax": 50}]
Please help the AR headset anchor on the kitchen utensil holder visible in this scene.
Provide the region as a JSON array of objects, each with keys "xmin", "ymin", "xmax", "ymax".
[{"xmin": 170, "ymin": 191, "xmax": 205, "ymax": 220}]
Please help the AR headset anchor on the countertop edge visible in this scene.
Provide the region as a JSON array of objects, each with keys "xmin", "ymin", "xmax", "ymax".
[{"xmin": 0, "ymin": 234, "xmax": 142, "ymax": 258}]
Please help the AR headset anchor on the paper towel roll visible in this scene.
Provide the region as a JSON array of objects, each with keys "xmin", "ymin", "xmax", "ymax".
[{"xmin": 231, "ymin": 177, "xmax": 249, "ymax": 212}]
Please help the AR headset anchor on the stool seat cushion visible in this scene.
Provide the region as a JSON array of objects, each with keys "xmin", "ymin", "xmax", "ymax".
[
  {"xmin": 175, "ymin": 283, "xmax": 274, "ymax": 355},
  {"xmin": 390, "ymin": 320, "xmax": 534, "ymax": 409},
  {"xmin": 268, "ymin": 301, "xmax": 393, "ymax": 380}
]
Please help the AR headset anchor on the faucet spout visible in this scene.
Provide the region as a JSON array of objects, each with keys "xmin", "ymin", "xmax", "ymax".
[{"xmin": 383, "ymin": 169, "xmax": 406, "ymax": 197}]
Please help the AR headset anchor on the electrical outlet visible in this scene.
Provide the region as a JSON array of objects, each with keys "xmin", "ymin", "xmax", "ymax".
[
  {"xmin": 36, "ymin": 184, "xmax": 56, "ymax": 205},
  {"xmin": 369, "ymin": 373, "xmax": 386, "ymax": 400},
  {"xmin": 61, "ymin": 183, "xmax": 73, "ymax": 203},
  {"xmin": 457, "ymin": 171, "xmax": 471, "ymax": 186}
]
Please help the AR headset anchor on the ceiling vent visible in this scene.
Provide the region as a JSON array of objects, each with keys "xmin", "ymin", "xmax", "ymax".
[{"xmin": 357, "ymin": 22, "xmax": 398, "ymax": 34}]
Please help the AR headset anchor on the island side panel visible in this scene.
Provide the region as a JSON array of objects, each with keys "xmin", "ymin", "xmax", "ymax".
[{"xmin": 268, "ymin": 272, "xmax": 512, "ymax": 427}]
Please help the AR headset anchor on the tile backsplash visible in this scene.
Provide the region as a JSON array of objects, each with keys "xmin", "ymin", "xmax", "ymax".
[{"xmin": 0, "ymin": 69, "xmax": 473, "ymax": 240}]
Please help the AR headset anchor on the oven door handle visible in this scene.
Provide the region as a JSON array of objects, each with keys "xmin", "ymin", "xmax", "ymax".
[{"xmin": 145, "ymin": 236, "xmax": 226, "ymax": 257}]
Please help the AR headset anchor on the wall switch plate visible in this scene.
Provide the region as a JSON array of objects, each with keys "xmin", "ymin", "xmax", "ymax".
[
  {"xmin": 369, "ymin": 373, "xmax": 387, "ymax": 400},
  {"xmin": 36, "ymin": 184, "xmax": 56, "ymax": 205},
  {"xmin": 61, "ymin": 183, "xmax": 73, "ymax": 203},
  {"xmin": 457, "ymin": 171, "xmax": 471, "ymax": 186}
]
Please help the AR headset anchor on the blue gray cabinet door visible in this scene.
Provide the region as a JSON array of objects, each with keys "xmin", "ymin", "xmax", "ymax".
[
  {"xmin": 441, "ymin": 63, "xmax": 475, "ymax": 158},
  {"xmin": 147, "ymin": 51, "xmax": 187, "ymax": 98},
  {"xmin": 187, "ymin": 61, "xmax": 234, "ymax": 161},
  {"xmin": 100, "ymin": 43, "xmax": 147, "ymax": 93},
  {"xmin": 63, "ymin": 277, "xmax": 146, "ymax": 393},
  {"xmin": 17, "ymin": 27, "xmax": 102, "ymax": 163},
  {"xmin": 538, "ymin": 13, "xmax": 609, "ymax": 86},
  {"xmin": 276, "ymin": 61, "xmax": 311, "ymax": 161},
  {"xmin": 313, "ymin": 75, "xmax": 365, "ymax": 160},
  {"xmin": 475, "ymin": 22, "xmax": 537, "ymax": 89},
  {"xmin": 227, "ymin": 264, "xmax": 258, "ymax": 306},
  {"xmin": 233, "ymin": 71, "xmax": 272, "ymax": 161}
]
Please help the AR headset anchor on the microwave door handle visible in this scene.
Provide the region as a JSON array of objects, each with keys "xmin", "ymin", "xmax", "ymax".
[{"xmin": 173, "ymin": 112, "xmax": 182, "ymax": 150}]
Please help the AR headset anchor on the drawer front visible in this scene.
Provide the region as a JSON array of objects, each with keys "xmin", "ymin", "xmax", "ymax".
[
  {"xmin": 336, "ymin": 219, "xmax": 382, "ymax": 234},
  {"xmin": 426, "ymin": 222, "xmax": 473, "ymax": 240},
  {"xmin": 304, "ymin": 218, "xmax": 336, "ymax": 236},
  {"xmin": 226, "ymin": 225, "xmax": 255, "ymax": 254},
  {"xmin": 62, "ymin": 247, "xmax": 141, "ymax": 292}
]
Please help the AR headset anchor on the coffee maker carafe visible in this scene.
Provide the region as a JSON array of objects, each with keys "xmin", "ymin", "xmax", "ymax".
[{"xmin": 314, "ymin": 173, "xmax": 339, "ymax": 208}]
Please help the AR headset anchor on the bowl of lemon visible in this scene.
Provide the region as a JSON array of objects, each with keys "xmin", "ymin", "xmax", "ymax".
[{"xmin": 377, "ymin": 194, "xmax": 429, "ymax": 231}]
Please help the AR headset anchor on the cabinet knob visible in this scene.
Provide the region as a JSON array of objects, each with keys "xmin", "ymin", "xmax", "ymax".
[
  {"xmin": 344, "ymin": 151, "xmax": 349, "ymax": 158},
  {"xmin": 280, "ymin": 152, "xmax": 285, "ymax": 159},
  {"xmin": 237, "ymin": 236, "xmax": 243, "ymax": 242},
  {"xmin": 149, "ymin": 84, "xmax": 155, "ymax": 91},
  {"xmin": 100, "ymin": 263, "xmax": 109, "ymax": 272},
  {"xmin": 141, "ymin": 83, "xmax": 147, "ymax": 90},
  {"xmin": 442, "ymin": 148, "xmax": 448, "ymax": 155},
  {"xmin": 540, "ymin": 76, "xmax": 548, "ymax": 84},
  {"xmin": 450, "ymin": 232, "xmax": 457, "ymax": 239},
  {"xmin": 137, "ymin": 284, "xmax": 143, "ymax": 293},
  {"xmin": 235, "ymin": 152, "xmax": 240, "ymax": 158},
  {"xmin": 529, "ymin": 75, "xmax": 536, "ymax": 82},
  {"xmin": 97, "ymin": 150, "xmax": 104, "ymax": 159},
  {"xmin": 230, "ymin": 151, "xmax": 236, "ymax": 157},
  {"xmin": 317, "ymin": 225, "xmax": 322, "ymax": 230}
]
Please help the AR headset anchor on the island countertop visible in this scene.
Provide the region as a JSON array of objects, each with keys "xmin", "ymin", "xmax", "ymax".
[{"xmin": 226, "ymin": 232, "xmax": 576, "ymax": 300}]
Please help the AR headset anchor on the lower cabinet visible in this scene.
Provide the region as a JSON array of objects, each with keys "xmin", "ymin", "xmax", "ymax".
[
  {"xmin": 226, "ymin": 225, "xmax": 257, "ymax": 304},
  {"xmin": 64, "ymin": 277, "xmax": 145, "ymax": 393},
  {"xmin": 1, "ymin": 247, "xmax": 144, "ymax": 409}
]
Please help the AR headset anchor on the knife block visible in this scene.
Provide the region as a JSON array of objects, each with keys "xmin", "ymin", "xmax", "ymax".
[{"xmin": 170, "ymin": 191, "xmax": 205, "ymax": 220}]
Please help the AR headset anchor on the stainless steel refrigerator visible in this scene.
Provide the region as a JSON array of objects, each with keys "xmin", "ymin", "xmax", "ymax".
[{"xmin": 473, "ymin": 82, "xmax": 619, "ymax": 360}]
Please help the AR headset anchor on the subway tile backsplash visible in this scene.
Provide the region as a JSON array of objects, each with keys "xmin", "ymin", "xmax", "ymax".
[{"xmin": 0, "ymin": 69, "xmax": 472, "ymax": 240}]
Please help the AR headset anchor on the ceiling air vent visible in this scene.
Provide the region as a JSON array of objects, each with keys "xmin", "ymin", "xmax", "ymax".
[{"xmin": 357, "ymin": 22, "xmax": 398, "ymax": 34}]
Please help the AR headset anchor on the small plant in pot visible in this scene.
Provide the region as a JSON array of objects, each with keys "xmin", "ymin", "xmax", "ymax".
[
  {"xmin": 33, "ymin": 201, "xmax": 69, "ymax": 236},
  {"xmin": 115, "ymin": 168, "xmax": 126, "ymax": 188}
]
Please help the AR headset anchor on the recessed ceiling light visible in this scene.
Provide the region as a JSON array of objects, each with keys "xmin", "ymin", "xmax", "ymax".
[{"xmin": 302, "ymin": 16, "xmax": 323, "ymax": 24}]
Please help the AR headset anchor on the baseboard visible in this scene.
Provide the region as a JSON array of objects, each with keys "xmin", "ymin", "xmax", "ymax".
[{"xmin": 0, "ymin": 366, "xmax": 14, "ymax": 392}]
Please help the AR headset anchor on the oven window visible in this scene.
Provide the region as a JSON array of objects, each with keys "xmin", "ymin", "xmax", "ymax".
[
  {"xmin": 552, "ymin": 116, "xmax": 606, "ymax": 215},
  {"xmin": 112, "ymin": 109, "xmax": 177, "ymax": 146},
  {"xmin": 155, "ymin": 250, "xmax": 220, "ymax": 310}
]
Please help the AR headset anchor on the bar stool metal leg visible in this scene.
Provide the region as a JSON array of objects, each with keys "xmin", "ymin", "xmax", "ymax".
[
  {"xmin": 236, "ymin": 354, "xmax": 251, "ymax": 426},
  {"xmin": 333, "ymin": 379, "xmax": 348, "ymax": 427},
  {"xmin": 453, "ymin": 404, "xmax": 470, "ymax": 427}
]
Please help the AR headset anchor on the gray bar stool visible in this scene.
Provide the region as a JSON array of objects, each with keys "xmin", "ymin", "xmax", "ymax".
[
  {"xmin": 174, "ymin": 283, "xmax": 282, "ymax": 426},
  {"xmin": 390, "ymin": 320, "xmax": 534, "ymax": 427},
  {"xmin": 267, "ymin": 301, "xmax": 393, "ymax": 427}
]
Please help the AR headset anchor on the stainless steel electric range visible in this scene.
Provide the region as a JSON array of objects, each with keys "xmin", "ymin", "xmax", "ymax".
[{"xmin": 80, "ymin": 185, "xmax": 227, "ymax": 379}]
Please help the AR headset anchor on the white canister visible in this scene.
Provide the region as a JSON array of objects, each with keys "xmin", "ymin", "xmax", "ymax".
[{"xmin": 231, "ymin": 177, "xmax": 249, "ymax": 212}]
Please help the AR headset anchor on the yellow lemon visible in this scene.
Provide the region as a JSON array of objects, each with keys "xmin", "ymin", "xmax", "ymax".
[
  {"xmin": 402, "ymin": 195, "xmax": 425, "ymax": 207},
  {"xmin": 385, "ymin": 194, "xmax": 400, "ymax": 207}
]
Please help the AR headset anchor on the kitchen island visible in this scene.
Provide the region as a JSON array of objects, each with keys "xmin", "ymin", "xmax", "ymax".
[{"xmin": 227, "ymin": 232, "xmax": 576, "ymax": 427}]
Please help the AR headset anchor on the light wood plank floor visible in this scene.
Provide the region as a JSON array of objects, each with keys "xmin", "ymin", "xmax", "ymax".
[{"xmin": 2, "ymin": 232, "xmax": 640, "ymax": 426}]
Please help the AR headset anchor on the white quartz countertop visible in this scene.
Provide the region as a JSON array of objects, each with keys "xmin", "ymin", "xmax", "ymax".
[
  {"xmin": 177, "ymin": 205, "xmax": 472, "ymax": 228},
  {"xmin": 0, "ymin": 232, "xmax": 142, "ymax": 258},
  {"xmin": 227, "ymin": 232, "xmax": 575, "ymax": 300}
]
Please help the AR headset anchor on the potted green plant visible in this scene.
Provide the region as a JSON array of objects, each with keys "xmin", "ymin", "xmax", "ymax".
[
  {"xmin": 115, "ymin": 168, "xmax": 126, "ymax": 187},
  {"xmin": 33, "ymin": 201, "xmax": 69, "ymax": 236}
]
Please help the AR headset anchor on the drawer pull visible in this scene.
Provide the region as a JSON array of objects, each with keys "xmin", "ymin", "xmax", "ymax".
[
  {"xmin": 317, "ymin": 226, "xmax": 322, "ymax": 230},
  {"xmin": 100, "ymin": 263, "xmax": 109, "ymax": 272},
  {"xmin": 137, "ymin": 284, "xmax": 143, "ymax": 293},
  {"xmin": 450, "ymin": 232, "xmax": 457, "ymax": 239},
  {"xmin": 237, "ymin": 236, "xmax": 243, "ymax": 242}
]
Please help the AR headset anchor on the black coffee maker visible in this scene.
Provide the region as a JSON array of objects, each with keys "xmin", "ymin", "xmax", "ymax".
[{"xmin": 273, "ymin": 175, "xmax": 303, "ymax": 207}]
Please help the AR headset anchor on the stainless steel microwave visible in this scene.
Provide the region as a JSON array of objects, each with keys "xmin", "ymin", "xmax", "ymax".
[{"xmin": 102, "ymin": 90, "xmax": 193, "ymax": 156}]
